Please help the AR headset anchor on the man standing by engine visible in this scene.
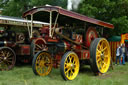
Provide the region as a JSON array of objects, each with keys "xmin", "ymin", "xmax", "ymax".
[
  {"xmin": 115, "ymin": 45, "xmax": 121, "ymax": 65},
  {"xmin": 120, "ymin": 44, "xmax": 126, "ymax": 65}
]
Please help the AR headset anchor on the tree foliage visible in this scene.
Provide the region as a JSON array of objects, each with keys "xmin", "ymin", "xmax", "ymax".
[
  {"xmin": 0, "ymin": 0, "xmax": 66, "ymax": 17},
  {"xmin": 0, "ymin": 0, "xmax": 128, "ymax": 36},
  {"xmin": 78, "ymin": 0, "xmax": 128, "ymax": 36}
]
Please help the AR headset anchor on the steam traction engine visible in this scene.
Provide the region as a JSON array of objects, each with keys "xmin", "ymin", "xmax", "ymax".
[
  {"xmin": 0, "ymin": 16, "xmax": 49, "ymax": 70},
  {"xmin": 23, "ymin": 6, "xmax": 114, "ymax": 80}
]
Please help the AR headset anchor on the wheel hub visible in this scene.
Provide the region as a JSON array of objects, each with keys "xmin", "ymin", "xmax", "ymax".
[
  {"xmin": 101, "ymin": 52, "xmax": 104, "ymax": 60},
  {"xmin": 67, "ymin": 63, "xmax": 74, "ymax": 68},
  {"xmin": 4, "ymin": 57, "xmax": 7, "ymax": 60},
  {"xmin": 40, "ymin": 60, "xmax": 45, "ymax": 67}
]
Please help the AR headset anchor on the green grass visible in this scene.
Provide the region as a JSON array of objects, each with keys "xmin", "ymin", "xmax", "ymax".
[{"xmin": 0, "ymin": 63, "xmax": 128, "ymax": 85}]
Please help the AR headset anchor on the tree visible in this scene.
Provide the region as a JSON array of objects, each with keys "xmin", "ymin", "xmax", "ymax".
[
  {"xmin": 1, "ymin": 0, "xmax": 30, "ymax": 17},
  {"xmin": 78, "ymin": 0, "xmax": 128, "ymax": 36},
  {"xmin": 1, "ymin": 0, "xmax": 67, "ymax": 17}
]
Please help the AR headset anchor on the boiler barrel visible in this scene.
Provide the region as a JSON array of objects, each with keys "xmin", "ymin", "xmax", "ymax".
[
  {"xmin": 47, "ymin": 41, "xmax": 71, "ymax": 54},
  {"xmin": 0, "ymin": 41, "xmax": 15, "ymax": 47}
]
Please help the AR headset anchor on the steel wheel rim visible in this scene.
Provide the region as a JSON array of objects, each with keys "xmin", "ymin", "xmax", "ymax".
[
  {"xmin": 64, "ymin": 53, "xmax": 79, "ymax": 80},
  {"xmin": 96, "ymin": 39, "xmax": 110, "ymax": 73},
  {"xmin": 0, "ymin": 48, "xmax": 15, "ymax": 70},
  {"xmin": 35, "ymin": 52, "xmax": 52, "ymax": 76}
]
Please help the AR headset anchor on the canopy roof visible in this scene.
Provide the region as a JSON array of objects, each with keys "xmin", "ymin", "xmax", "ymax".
[
  {"xmin": 0, "ymin": 15, "xmax": 49, "ymax": 27},
  {"xmin": 23, "ymin": 6, "xmax": 114, "ymax": 29}
]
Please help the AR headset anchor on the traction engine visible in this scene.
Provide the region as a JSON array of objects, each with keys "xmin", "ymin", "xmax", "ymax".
[{"xmin": 23, "ymin": 6, "xmax": 114, "ymax": 80}]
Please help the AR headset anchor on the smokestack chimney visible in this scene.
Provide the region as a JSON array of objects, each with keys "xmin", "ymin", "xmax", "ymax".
[{"xmin": 67, "ymin": 0, "xmax": 82, "ymax": 11}]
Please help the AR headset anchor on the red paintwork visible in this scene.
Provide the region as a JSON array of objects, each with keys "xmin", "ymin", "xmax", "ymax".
[
  {"xmin": 75, "ymin": 45, "xmax": 82, "ymax": 50},
  {"xmin": 34, "ymin": 38, "xmax": 46, "ymax": 45},
  {"xmin": 64, "ymin": 41, "xmax": 71, "ymax": 51},
  {"xmin": 47, "ymin": 38, "xmax": 58, "ymax": 42},
  {"xmin": 75, "ymin": 50, "xmax": 90, "ymax": 60},
  {"xmin": 85, "ymin": 27, "xmax": 98, "ymax": 47},
  {"xmin": 23, "ymin": 6, "xmax": 114, "ymax": 29},
  {"xmin": 40, "ymin": 26, "xmax": 49, "ymax": 34},
  {"xmin": 53, "ymin": 53, "xmax": 64, "ymax": 68},
  {"xmin": 0, "ymin": 30, "xmax": 4, "ymax": 33},
  {"xmin": 19, "ymin": 45, "xmax": 30, "ymax": 55},
  {"xmin": 75, "ymin": 34, "xmax": 83, "ymax": 43}
]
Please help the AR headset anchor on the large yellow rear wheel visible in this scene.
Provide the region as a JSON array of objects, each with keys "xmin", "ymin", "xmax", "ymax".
[
  {"xmin": 90, "ymin": 38, "xmax": 111, "ymax": 74},
  {"xmin": 60, "ymin": 51, "xmax": 79, "ymax": 80},
  {"xmin": 32, "ymin": 51, "xmax": 52, "ymax": 76}
]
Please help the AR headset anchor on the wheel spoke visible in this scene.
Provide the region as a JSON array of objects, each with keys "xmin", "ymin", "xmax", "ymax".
[
  {"xmin": 42, "ymin": 44, "xmax": 45, "ymax": 49},
  {"xmin": 97, "ymin": 45, "xmax": 101, "ymax": 51},
  {"xmin": 103, "ymin": 63, "xmax": 107, "ymax": 69},
  {"xmin": 70, "ymin": 69, "xmax": 74, "ymax": 75},
  {"xmin": 36, "ymin": 44, "xmax": 42, "ymax": 50},
  {"xmin": 6, "ymin": 52, "xmax": 11, "ymax": 58},
  {"xmin": 69, "ymin": 56, "xmax": 72, "ymax": 63},
  {"xmin": 100, "ymin": 42, "xmax": 104, "ymax": 49},
  {"xmin": 97, "ymin": 58, "xmax": 101, "ymax": 63},
  {"xmin": 73, "ymin": 59, "xmax": 75, "ymax": 64},
  {"xmin": 97, "ymin": 49, "xmax": 101, "ymax": 54},
  {"xmin": 43, "ymin": 66, "xmax": 46, "ymax": 73},
  {"xmin": 1, "ymin": 51, "xmax": 5, "ymax": 56},
  {"xmin": 65, "ymin": 68, "xmax": 70, "ymax": 74},
  {"xmin": 45, "ymin": 63, "xmax": 52, "ymax": 66},
  {"xmin": 37, "ymin": 56, "xmax": 42, "ymax": 61},
  {"xmin": 39, "ymin": 68, "xmax": 43, "ymax": 73},
  {"xmin": 102, "ymin": 47, "xmax": 107, "ymax": 52}
]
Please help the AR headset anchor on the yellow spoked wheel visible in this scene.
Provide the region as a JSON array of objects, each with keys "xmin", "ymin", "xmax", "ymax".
[
  {"xmin": 90, "ymin": 38, "xmax": 111, "ymax": 74},
  {"xmin": 32, "ymin": 51, "xmax": 52, "ymax": 76},
  {"xmin": 60, "ymin": 51, "xmax": 79, "ymax": 80}
]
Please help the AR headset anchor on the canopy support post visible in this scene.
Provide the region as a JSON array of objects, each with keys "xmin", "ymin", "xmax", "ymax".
[
  {"xmin": 26, "ymin": 17, "xmax": 31, "ymax": 39},
  {"xmin": 30, "ymin": 14, "xmax": 33, "ymax": 38},
  {"xmin": 51, "ymin": 13, "xmax": 59, "ymax": 37},
  {"xmin": 49, "ymin": 11, "xmax": 52, "ymax": 38}
]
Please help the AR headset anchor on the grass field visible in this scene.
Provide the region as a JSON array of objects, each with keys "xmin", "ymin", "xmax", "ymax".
[{"xmin": 0, "ymin": 63, "xmax": 128, "ymax": 85}]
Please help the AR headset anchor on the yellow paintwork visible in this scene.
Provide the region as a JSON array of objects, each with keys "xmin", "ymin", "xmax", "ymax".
[
  {"xmin": 35, "ymin": 52, "xmax": 52, "ymax": 76},
  {"xmin": 121, "ymin": 33, "xmax": 128, "ymax": 44},
  {"xmin": 96, "ymin": 39, "xmax": 111, "ymax": 73},
  {"xmin": 64, "ymin": 52, "xmax": 79, "ymax": 80}
]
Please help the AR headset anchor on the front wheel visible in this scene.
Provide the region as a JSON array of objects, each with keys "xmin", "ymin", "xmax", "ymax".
[
  {"xmin": 60, "ymin": 51, "xmax": 80, "ymax": 80},
  {"xmin": 90, "ymin": 38, "xmax": 111, "ymax": 74},
  {"xmin": 0, "ymin": 47, "xmax": 16, "ymax": 71},
  {"xmin": 32, "ymin": 51, "xmax": 52, "ymax": 76}
]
